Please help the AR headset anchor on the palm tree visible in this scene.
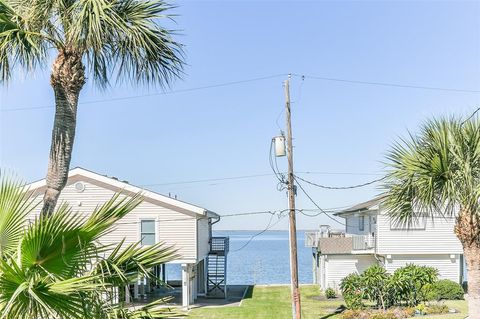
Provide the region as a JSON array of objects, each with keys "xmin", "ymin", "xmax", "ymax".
[
  {"xmin": 382, "ymin": 116, "xmax": 480, "ymax": 319},
  {"xmin": 0, "ymin": 0, "xmax": 184, "ymax": 215},
  {"xmin": 0, "ymin": 174, "xmax": 183, "ymax": 318}
]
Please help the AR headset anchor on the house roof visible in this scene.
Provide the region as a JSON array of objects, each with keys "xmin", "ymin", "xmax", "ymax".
[
  {"xmin": 27, "ymin": 167, "xmax": 219, "ymax": 218},
  {"xmin": 333, "ymin": 195, "xmax": 386, "ymax": 216}
]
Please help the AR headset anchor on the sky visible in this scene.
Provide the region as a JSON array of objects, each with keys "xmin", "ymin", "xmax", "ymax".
[{"xmin": 1, "ymin": 0, "xmax": 479, "ymax": 230}]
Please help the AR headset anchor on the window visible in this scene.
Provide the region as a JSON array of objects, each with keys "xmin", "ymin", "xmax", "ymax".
[
  {"xmin": 359, "ymin": 216, "xmax": 365, "ymax": 231},
  {"xmin": 140, "ymin": 220, "xmax": 156, "ymax": 245}
]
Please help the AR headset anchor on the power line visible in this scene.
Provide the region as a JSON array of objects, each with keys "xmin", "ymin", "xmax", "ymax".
[
  {"xmin": 294, "ymin": 174, "xmax": 385, "ymax": 190},
  {"xmin": 1, "ymin": 74, "xmax": 287, "ymax": 112},
  {"xmin": 293, "ymin": 176, "xmax": 348, "ymax": 227},
  {"xmin": 292, "ymin": 73, "xmax": 480, "ymax": 93},
  {"xmin": 298, "ymin": 171, "xmax": 383, "ymax": 176},
  {"xmin": 138, "ymin": 171, "xmax": 384, "ymax": 188},
  {"xmin": 229, "ymin": 212, "xmax": 282, "ymax": 253},
  {"xmin": 4, "ymin": 73, "xmax": 479, "ymax": 113},
  {"xmin": 141, "ymin": 173, "xmax": 274, "ymax": 187}
]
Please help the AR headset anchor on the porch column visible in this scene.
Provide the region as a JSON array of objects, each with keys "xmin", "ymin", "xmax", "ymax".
[
  {"xmin": 125, "ymin": 285, "xmax": 131, "ymax": 303},
  {"xmin": 181, "ymin": 264, "xmax": 190, "ymax": 308},
  {"xmin": 133, "ymin": 282, "xmax": 139, "ymax": 299}
]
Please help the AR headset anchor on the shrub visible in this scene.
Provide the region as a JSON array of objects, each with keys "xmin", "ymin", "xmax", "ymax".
[
  {"xmin": 325, "ymin": 287, "xmax": 336, "ymax": 299},
  {"xmin": 425, "ymin": 303, "xmax": 449, "ymax": 314},
  {"xmin": 362, "ymin": 265, "xmax": 390, "ymax": 310},
  {"xmin": 340, "ymin": 264, "xmax": 440, "ymax": 310},
  {"xmin": 344, "ymin": 292, "xmax": 363, "ymax": 310},
  {"xmin": 340, "ymin": 309, "xmax": 370, "ymax": 319},
  {"xmin": 340, "ymin": 308, "xmax": 415, "ymax": 319},
  {"xmin": 340, "ymin": 273, "xmax": 362, "ymax": 295},
  {"xmin": 425, "ymin": 279, "xmax": 464, "ymax": 300},
  {"xmin": 390, "ymin": 264, "xmax": 437, "ymax": 306},
  {"xmin": 340, "ymin": 273, "xmax": 364, "ymax": 309}
]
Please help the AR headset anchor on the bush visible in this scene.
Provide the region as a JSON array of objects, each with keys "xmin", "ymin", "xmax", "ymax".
[
  {"xmin": 425, "ymin": 279, "xmax": 464, "ymax": 300},
  {"xmin": 340, "ymin": 273, "xmax": 364, "ymax": 309},
  {"xmin": 340, "ymin": 264, "xmax": 439, "ymax": 310},
  {"xmin": 340, "ymin": 308, "xmax": 415, "ymax": 319},
  {"xmin": 340, "ymin": 309, "xmax": 370, "ymax": 319},
  {"xmin": 344, "ymin": 292, "xmax": 363, "ymax": 310},
  {"xmin": 390, "ymin": 264, "xmax": 438, "ymax": 306},
  {"xmin": 362, "ymin": 265, "xmax": 390, "ymax": 310},
  {"xmin": 425, "ymin": 303, "xmax": 449, "ymax": 315},
  {"xmin": 415, "ymin": 302, "xmax": 449, "ymax": 315},
  {"xmin": 325, "ymin": 287, "xmax": 336, "ymax": 299}
]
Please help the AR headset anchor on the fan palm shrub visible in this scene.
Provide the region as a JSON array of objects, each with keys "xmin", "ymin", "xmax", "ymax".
[
  {"xmin": 0, "ymin": 175, "xmax": 183, "ymax": 318},
  {"xmin": 0, "ymin": 0, "xmax": 184, "ymax": 215},
  {"xmin": 382, "ymin": 116, "xmax": 480, "ymax": 318}
]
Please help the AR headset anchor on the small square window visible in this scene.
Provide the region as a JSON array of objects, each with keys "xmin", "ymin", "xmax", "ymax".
[{"xmin": 140, "ymin": 220, "xmax": 156, "ymax": 245}]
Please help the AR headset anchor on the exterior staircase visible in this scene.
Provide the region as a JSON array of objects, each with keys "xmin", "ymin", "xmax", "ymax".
[{"xmin": 207, "ymin": 237, "xmax": 229, "ymax": 298}]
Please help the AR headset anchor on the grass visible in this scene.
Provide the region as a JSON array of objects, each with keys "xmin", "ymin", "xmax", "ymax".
[{"xmin": 188, "ymin": 285, "xmax": 468, "ymax": 319}]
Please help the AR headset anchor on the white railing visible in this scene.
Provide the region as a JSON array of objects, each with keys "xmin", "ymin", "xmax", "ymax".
[
  {"xmin": 352, "ymin": 234, "xmax": 375, "ymax": 250},
  {"xmin": 305, "ymin": 231, "xmax": 375, "ymax": 251},
  {"xmin": 305, "ymin": 231, "xmax": 320, "ymax": 247}
]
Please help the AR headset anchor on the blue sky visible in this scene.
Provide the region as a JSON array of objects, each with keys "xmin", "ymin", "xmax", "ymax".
[{"xmin": 1, "ymin": 0, "xmax": 479, "ymax": 230}]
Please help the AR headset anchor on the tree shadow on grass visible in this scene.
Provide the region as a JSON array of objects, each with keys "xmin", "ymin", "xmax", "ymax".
[{"xmin": 319, "ymin": 305, "xmax": 346, "ymax": 319}]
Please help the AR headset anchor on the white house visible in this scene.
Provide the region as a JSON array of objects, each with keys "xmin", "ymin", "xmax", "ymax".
[
  {"xmin": 26, "ymin": 167, "xmax": 229, "ymax": 308},
  {"xmin": 305, "ymin": 196, "xmax": 464, "ymax": 290}
]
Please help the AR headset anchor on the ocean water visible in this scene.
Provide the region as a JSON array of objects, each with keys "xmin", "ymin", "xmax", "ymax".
[
  {"xmin": 166, "ymin": 230, "xmax": 313, "ymax": 284},
  {"xmin": 219, "ymin": 230, "xmax": 312, "ymax": 284}
]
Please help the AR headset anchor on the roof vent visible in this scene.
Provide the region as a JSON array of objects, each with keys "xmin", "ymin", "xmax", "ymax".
[{"xmin": 74, "ymin": 182, "xmax": 85, "ymax": 192}]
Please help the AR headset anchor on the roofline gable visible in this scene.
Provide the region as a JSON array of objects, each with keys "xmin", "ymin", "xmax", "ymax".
[{"xmin": 27, "ymin": 167, "xmax": 218, "ymax": 218}]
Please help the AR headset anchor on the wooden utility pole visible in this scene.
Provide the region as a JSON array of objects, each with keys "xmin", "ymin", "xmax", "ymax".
[{"xmin": 284, "ymin": 76, "xmax": 301, "ymax": 319}]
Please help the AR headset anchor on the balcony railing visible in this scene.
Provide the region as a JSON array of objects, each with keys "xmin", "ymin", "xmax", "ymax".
[
  {"xmin": 305, "ymin": 231, "xmax": 375, "ymax": 253},
  {"xmin": 210, "ymin": 237, "xmax": 229, "ymax": 255},
  {"xmin": 352, "ymin": 234, "xmax": 375, "ymax": 251},
  {"xmin": 305, "ymin": 231, "xmax": 320, "ymax": 248}
]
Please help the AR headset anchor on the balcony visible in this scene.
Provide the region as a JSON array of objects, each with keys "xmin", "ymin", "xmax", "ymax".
[
  {"xmin": 305, "ymin": 231, "xmax": 375, "ymax": 254},
  {"xmin": 210, "ymin": 236, "xmax": 229, "ymax": 255},
  {"xmin": 305, "ymin": 231, "xmax": 320, "ymax": 248}
]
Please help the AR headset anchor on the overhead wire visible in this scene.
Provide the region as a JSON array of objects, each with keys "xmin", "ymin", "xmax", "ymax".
[
  {"xmin": 3, "ymin": 73, "xmax": 479, "ymax": 113},
  {"xmin": 229, "ymin": 210, "xmax": 290, "ymax": 253},
  {"xmin": 291, "ymin": 73, "xmax": 480, "ymax": 93},
  {"xmin": 294, "ymin": 174, "xmax": 386, "ymax": 190},
  {"xmin": 293, "ymin": 175, "xmax": 349, "ymax": 227},
  {"xmin": 1, "ymin": 74, "xmax": 288, "ymax": 112}
]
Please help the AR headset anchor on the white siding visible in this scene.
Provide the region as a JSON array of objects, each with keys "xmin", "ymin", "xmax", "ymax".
[
  {"xmin": 197, "ymin": 218, "xmax": 210, "ymax": 260},
  {"xmin": 325, "ymin": 255, "xmax": 377, "ymax": 289},
  {"xmin": 28, "ymin": 178, "xmax": 199, "ymax": 262},
  {"xmin": 376, "ymin": 213, "xmax": 463, "ymax": 255},
  {"xmin": 385, "ymin": 254, "xmax": 461, "ymax": 283}
]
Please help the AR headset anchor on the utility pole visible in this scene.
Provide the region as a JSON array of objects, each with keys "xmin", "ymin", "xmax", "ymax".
[{"xmin": 284, "ymin": 76, "xmax": 301, "ymax": 319}]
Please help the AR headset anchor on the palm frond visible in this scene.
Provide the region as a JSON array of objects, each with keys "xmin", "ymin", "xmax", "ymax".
[
  {"xmin": 109, "ymin": 297, "xmax": 185, "ymax": 318},
  {"xmin": 82, "ymin": 192, "xmax": 143, "ymax": 239},
  {"xmin": 69, "ymin": 0, "xmax": 184, "ymax": 87},
  {"xmin": 0, "ymin": 172, "xmax": 37, "ymax": 257},
  {"xmin": 93, "ymin": 239, "xmax": 178, "ymax": 286},
  {"xmin": 0, "ymin": 0, "xmax": 53, "ymax": 81},
  {"xmin": 382, "ymin": 115, "xmax": 480, "ymax": 226}
]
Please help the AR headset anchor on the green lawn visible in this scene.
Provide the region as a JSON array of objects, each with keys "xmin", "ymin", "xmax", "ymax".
[{"xmin": 189, "ymin": 285, "xmax": 468, "ymax": 319}]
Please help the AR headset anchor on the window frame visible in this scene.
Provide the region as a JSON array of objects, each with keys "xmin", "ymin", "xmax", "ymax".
[
  {"xmin": 359, "ymin": 216, "xmax": 365, "ymax": 231},
  {"xmin": 139, "ymin": 219, "xmax": 157, "ymax": 246}
]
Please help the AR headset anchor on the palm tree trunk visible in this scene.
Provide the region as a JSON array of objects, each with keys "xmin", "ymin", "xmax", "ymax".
[
  {"xmin": 41, "ymin": 48, "xmax": 85, "ymax": 216},
  {"xmin": 455, "ymin": 209, "xmax": 480, "ymax": 319}
]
